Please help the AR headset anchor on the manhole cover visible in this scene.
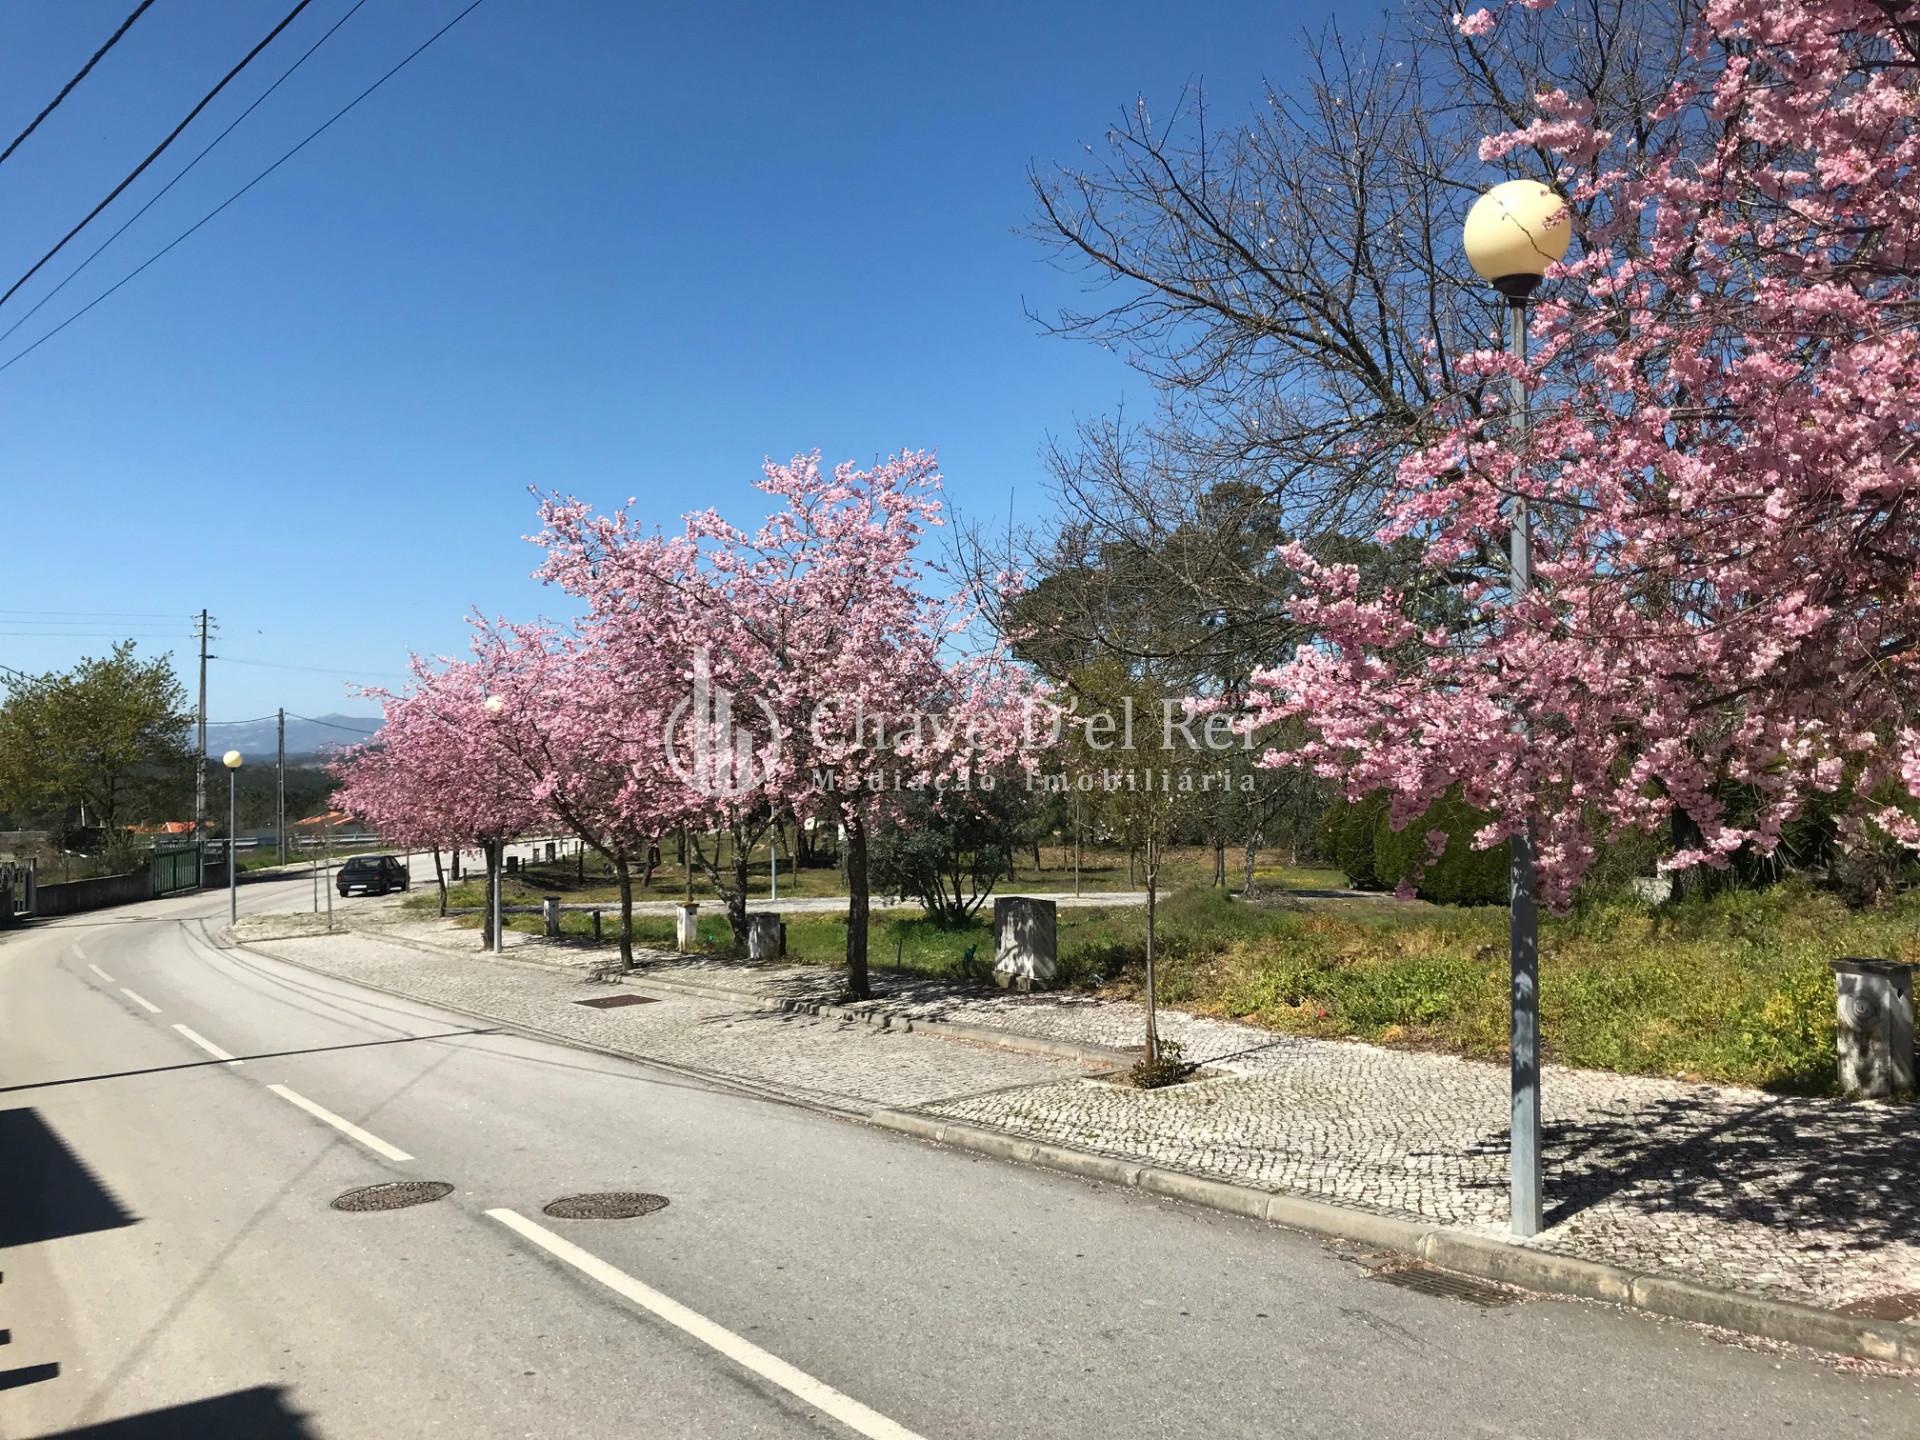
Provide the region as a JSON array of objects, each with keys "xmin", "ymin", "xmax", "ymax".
[
  {"xmin": 1368, "ymin": 1263, "xmax": 1520, "ymax": 1308},
  {"xmin": 1838, "ymin": 1291, "xmax": 1920, "ymax": 1322},
  {"xmin": 331, "ymin": 1181, "xmax": 454, "ymax": 1212},
  {"xmin": 574, "ymin": 994, "xmax": 660, "ymax": 1009},
  {"xmin": 542, "ymin": 1192, "xmax": 670, "ymax": 1220}
]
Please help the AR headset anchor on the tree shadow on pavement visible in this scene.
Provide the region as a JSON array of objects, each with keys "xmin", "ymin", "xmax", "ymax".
[
  {"xmin": 1520, "ymin": 1093, "xmax": 1920, "ymax": 1248},
  {"xmin": 33, "ymin": 1385, "xmax": 318, "ymax": 1437},
  {"xmin": 0, "ymin": 1108, "xmax": 138, "ymax": 1249}
]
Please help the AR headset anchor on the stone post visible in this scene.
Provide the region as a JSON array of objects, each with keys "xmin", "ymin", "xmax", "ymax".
[
  {"xmin": 675, "ymin": 903, "xmax": 700, "ymax": 952},
  {"xmin": 747, "ymin": 913, "xmax": 783, "ymax": 961},
  {"xmin": 543, "ymin": 896, "xmax": 562, "ymax": 939},
  {"xmin": 591, "ymin": 909, "xmax": 603, "ymax": 944},
  {"xmin": 1831, "ymin": 957, "xmax": 1916, "ymax": 1100},
  {"xmin": 993, "ymin": 896, "xmax": 1058, "ymax": 992}
]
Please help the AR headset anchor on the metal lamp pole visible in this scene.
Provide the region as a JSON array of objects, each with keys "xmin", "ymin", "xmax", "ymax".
[
  {"xmin": 1463, "ymin": 179, "xmax": 1571, "ymax": 1239},
  {"xmin": 222, "ymin": 749, "xmax": 244, "ymax": 924},
  {"xmin": 484, "ymin": 694, "xmax": 505, "ymax": 955}
]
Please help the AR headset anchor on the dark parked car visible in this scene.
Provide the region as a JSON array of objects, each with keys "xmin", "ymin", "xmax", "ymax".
[{"xmin": 337, "ymin": 854, "xmax": 410, "ymax": 897}]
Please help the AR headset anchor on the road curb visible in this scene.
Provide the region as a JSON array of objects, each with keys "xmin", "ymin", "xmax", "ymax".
[
  {"xmin": 219, "ymin": 932, "xmax": 879, "ymax": 1122},
  {"xmin": 867, "ymin": 1110, "xmax": 1920, "ymax": 1369}
]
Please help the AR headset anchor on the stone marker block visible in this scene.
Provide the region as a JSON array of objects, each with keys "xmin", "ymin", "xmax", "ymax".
[
  {"xmin": 993, "ymin": 896, "xmax": 1058, "ymax": 992},
  {"xmin": 1832, "ymin": 957, "xmax": 1916, "ymax": 1100},
  {"xmin": 747, "ymin": 913, "xmax": 783, "ymax": 961},
  {"xmin": 675, "ymin": 902, "xmax": 700, "ymax": 952},
  {"xmin": 543, "ymin": 896, "xmax": 562, "ymax": 939}
]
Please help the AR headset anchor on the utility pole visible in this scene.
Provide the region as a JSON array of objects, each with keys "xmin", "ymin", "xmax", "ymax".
[
  {"xmin": 194, "ymin": 610, "xmax": 211, "ymax": 845},
  {"xmin": 276, "ymin": 708, "xmax": 287, "ymax": 864}
]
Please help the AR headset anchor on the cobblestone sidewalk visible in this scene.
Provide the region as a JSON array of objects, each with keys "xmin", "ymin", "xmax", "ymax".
[
  {"xmin": 236, "ymin": 913, "xmax": 1920, "ymax": 1318},
  {"xmin": 233, "ymin": 920, "xmax": 1092, "ymax": 1115},
  {"xmin": 615, "ymin": 953, "xmax": 1920, "ymax": 1314}
]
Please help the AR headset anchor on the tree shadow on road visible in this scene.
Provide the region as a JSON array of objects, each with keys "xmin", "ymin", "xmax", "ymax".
[{"xmin": 0, "ymin": 1108, "xmax": 138, "ymax": 1249}]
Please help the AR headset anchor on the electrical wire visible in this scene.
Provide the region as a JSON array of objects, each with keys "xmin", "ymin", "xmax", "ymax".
[
  {"xmin": 288, "ymin": 712, "xmax": 381, "ymax": 733},
  {"xmin": 0, "ymin": 0, "xmax": 317, "ymax": 315},
  {"xmin": 219, "ymin": 656, "xmax": 410, "ymax": 680},
  {"xmin": 0, "ymin": 607, "xmax": 186, "ymax": 618},
  {"xmin": 0, "ymin": 1, "xmax": 157, "ymax": 170},
  {"xmin": 0, "ymin": 629, "xmax": 192, "ymax": 638},
  {"xmin": 0, "ymin": 0, "xmax": 373, "ymax": 351},
  {"xmin": 0, "ymin": 0, "xmax": 491, "ymax": 375}
]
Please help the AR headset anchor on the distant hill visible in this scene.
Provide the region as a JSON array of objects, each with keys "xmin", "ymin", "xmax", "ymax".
[{"xmin": 202, "ymin": 712, "xmax": 382, "ymax": 761}]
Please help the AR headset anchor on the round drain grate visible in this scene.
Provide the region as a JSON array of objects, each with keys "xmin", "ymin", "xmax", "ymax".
[
  {"xmin": 542, "ymin": 1191, "xmax": 669, "ymax": 1220},
  {"xmin": 331, "ymin": 1181, "xmax": 455, "ymax": 1212}
]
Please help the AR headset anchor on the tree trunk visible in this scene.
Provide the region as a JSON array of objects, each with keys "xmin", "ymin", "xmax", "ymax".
[
  {"xmin": 1143, "ymin": 832, "xmax": 1160, "ymax": 1063},
  {"xmin": 845, "ymin": 810, "xmax": 871, "ymax": 999},
  {"xmin": 1127, "ymin": 847, "xmax": 1137, "ymax": 887},
  {"xmin": 482, "ymin": 842, "xmax": 500, "ymax": 950},
  {"xmin": 1670, "ymin": 809, "xmax": 1709, "ymax": 900},
  {"xmin": 432, "ymin": 846, "xmax": 448, "ymax": 917},
  {"xmin": 1242, "ymin": 835, "xmax": 1259, "ymax": 897},
  {"xmin": 728, "ymin": 825, "xmax": 752, "ymax": 953},
  {"xmin": 615, "ymin": 855, "xmax": 635, "ymax": 969}
]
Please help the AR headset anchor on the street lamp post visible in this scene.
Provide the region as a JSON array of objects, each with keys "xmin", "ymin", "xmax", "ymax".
[
  {"xmin": 222, "ymin": 749, "xmax": 244, "ymax": 925},
  {"xmin": 1463, "ymin": 178, "xmax": 1571, "ymax": 1239},
  {"xmin": 484, "ymin": 694, "xmax": 505, "ymax": 955}
]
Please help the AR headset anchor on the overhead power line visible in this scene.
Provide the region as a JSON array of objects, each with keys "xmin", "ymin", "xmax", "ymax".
[
  {"xmin": 0, "ymin": 0, "xmax": 373, "ymax": 352},
  {"xmin": 0, "ymin": 607, "xmax": 185, "ymax": 618},
  {"xmin": 288, "ymin": 712, "xmax": 382, "ymax": 733},
  {"xmin": 0, "ymin": 0, "xmax": 317, "ymax": 316},
  {"xmin": 0, "ymin": 1, "xmax": 157, "ymax": 170},
  {"xmin": 0, "ymin": 0, "xmax": 490, "ymax": 375},
  {"xmin": 219, "ymin": 656, "xmax": 411, "ymax": 680}
]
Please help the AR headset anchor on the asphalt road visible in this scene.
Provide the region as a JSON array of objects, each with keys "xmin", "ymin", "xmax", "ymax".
[{"xmin": 3, "ymin": 876, "xmax": 1916, "ymax": 1438}]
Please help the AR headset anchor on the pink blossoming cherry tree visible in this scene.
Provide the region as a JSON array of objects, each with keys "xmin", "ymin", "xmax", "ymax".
[
  {"xmin": 537, "ymin": 450, "xmax": 1035, "ymax": 998},
  {"xmin": 1249, "ymin": 0, "xmax": 1920, "ymax": 910}
]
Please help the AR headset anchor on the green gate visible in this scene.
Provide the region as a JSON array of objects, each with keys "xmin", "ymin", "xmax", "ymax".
[{"xmin": 150, "ymin": 845, "xmax": 201, "ymax": 896}]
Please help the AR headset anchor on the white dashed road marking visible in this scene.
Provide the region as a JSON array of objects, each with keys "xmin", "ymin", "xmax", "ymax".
[
  {"xmin": 267, "ymin": 1084, "xmax": 412, "ymax": 1162},
  {"xmin": 87, "ymin": 963, "xmax": 116, "ymax": 984},
  {"xmin": 173, "ymin": 1023, "xmax": 241, "ymax": 1065},
  {"xmin": 122, "ymin": 988, "xmax": 161, "ymax": 1013},
  {"xmin": 487, "ymin": 1208, "xmax": 929, "ymax": 1440}
]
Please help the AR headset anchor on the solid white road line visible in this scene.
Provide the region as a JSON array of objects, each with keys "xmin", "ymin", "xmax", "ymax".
[
  {"xmin": 266, "ymin": 1084, "xmax": 413, "ymax": 1162},
  {"xmin": 87, "ymin": 963, "xmax": 116, "ymax": 984},
  {"xmin": 121, "ymin": 988, "xmax": 161, "ymax": 1013},
  {"xmin": 173, "ymin": 1023, "xmax": 241, "ymax": 1065},
  {"xmin": 486, "ymin": 1208, "xmax": 929, "ymax": 1440}
]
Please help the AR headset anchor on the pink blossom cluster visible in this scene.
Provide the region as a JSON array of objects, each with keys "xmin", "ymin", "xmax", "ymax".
[{"xmin": 1249, "ymin": 0, "xmax": 1920, "ymax": 907}]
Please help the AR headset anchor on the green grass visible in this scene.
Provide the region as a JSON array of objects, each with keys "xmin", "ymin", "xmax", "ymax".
[
  {"xmin": 428, "ymin": 854, "xmax": 1899, "ymax": 1094},
  {"xmin": 402, "ymin": 844, "xmax": 1346, "ymax": 914}
]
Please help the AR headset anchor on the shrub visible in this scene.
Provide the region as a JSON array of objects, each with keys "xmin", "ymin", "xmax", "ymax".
[
  {"xmin": 1321, "ymin": 788, "xmax": 1507, "ymax": 904},
  {"xmin": 1320, "ymin": 793, "xmax": 1390, "ymax": 890},
  {"xmin": 1130, "ymin": 1037, "xmax": 1189, "ymax": 1089}
]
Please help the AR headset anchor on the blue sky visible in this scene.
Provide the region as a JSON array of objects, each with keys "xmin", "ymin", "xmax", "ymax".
[{"xmin": 0, "ymin": 0, "xmax": 1344, "ymax": 723}]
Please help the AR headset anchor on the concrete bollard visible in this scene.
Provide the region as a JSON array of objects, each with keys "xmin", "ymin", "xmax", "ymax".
[
  {"xmin": 747, "ymin": 913, "xmax": 783, "ymax": 961},
  {"xmin": 1831, "ymin": 957, "xmax": 1916, "ymax": 1100},
  {"xmin": 675, "ymin": 903, "xmax": 700, "ymax": 952},
  {"xmin": 993, "ymin": 896, "xmax": 1058, "ymax": 992},
  {"xmin": 543, "ymin": 896, "xmax": 562, "ymax": 939}
]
